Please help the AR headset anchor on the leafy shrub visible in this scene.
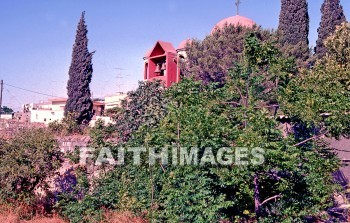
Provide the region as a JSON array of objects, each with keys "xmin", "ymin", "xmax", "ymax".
[
  {"xmin": 181, "ymin": 25, "xmax": 273, "ymax": 85},
  {"xmin": 0, "ymin": 128, "xmax": 63, "ymax": 209},
  {"xmin": 48, "ymin": 120, "xmax": 64, "ymax": 134},
  {"xmin": 55, "ymin": 32, "xmax": 342, "ymax": 223},
  {"xmin": 113, "ymin": 80, "xmax": 167, "ymax": 143},
  {"xmin": 281, "ymin": 22, "xmax": 350, "ymax": 138},
  {"xmin": 48, "ymin": 113, "xmax": 84, "ymax": 136}
]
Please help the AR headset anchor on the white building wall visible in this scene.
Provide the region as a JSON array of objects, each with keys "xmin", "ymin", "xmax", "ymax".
[
  {"xmin": 30, "ymin": 110, "xmax": 64, "ymax": 125},
  {"xmin": 105, "ymin": 93, "xmax": 127, "ymax": 110},
  {"xmin": 51, "ymin": 101, "xmax": 66, "ymax": 111},
  {"xmin": 0, "ymin": 114, "xmax": 13, "ymax": 120}
]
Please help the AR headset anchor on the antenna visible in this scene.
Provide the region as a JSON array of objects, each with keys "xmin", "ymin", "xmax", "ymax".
[
  {"xmin": 115, "ymin": 67, "xmax": 125, "ymax": 93},
  {"xmin": 235, "ymin": 0, "xmax": 241, "ymax": 15}
]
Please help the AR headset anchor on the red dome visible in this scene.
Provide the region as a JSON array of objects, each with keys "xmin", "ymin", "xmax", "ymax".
[{"xmin": 211, "ymin": 15, "xmax": 256, "ymax": 34}]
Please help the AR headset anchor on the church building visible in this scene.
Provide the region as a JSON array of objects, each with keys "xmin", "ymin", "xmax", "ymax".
[{"xmin": 143, "ymin": 1, "xmax": 256, "ymax": 87}]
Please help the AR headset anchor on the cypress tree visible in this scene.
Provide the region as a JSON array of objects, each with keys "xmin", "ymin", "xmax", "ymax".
[
  {"xmin": 65, "ymin": 11, "xmax": 94, "ymax": 124},
  {"xmin": 278, "ymin": 0, "xmax": 310, "ymax": 63},
  {"xmin": 315, "ymin": 0, "xmax": 346, "ymax": 58}
]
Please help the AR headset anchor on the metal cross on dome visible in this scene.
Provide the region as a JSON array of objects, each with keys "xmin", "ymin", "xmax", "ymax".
[{"xmin": 235, "ymin": 0, "xmax": 241, "ymax": 15}]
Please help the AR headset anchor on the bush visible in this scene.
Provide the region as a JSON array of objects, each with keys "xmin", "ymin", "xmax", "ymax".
[
  {"xmin": 113, "ymin": 80, "xmax": 167, "ymax": 143},
  {"xmin": 0, "ymin": 128, "xmax": 63, "ymax": 207},
  {"xmin": 48, "ymin": 121, "xmax": 64, "ymax": 134},
  {"xmin": 54, "ymin": 34, "xmax": 341, "ymax": 223},
  {"xmin": 48, "ymin": 113, "xmax": 85, "ymax": 136}
]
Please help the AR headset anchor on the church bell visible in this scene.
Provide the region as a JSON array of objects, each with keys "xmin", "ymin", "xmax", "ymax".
[
  {"xmin": 161, "ymin": 62, "xmax": 166, "ymax": 70},
  {"xmin": 155, "ymin": 63, "xmax": 161, "ymax": 73}
]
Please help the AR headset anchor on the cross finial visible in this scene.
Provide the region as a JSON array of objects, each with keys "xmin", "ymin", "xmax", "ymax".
[{"xmin": 235, "ymin": 0, "xmax": 241, "ymax": 15}]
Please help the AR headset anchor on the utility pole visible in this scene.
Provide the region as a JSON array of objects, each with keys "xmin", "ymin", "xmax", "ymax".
[{"xmin": 0, "ymin": 80, "xmax": 3, "ymax": 119}]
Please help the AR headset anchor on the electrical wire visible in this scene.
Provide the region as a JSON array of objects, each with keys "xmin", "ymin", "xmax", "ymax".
[
  {"xmin": 4, "ymin": 83, "xmax": 64, "ymax": 98},
  {"xmin": 5, "ymin": 88, "xmax": 22, "ymax": 105}
]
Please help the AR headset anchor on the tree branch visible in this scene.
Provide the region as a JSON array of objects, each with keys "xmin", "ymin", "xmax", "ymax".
[
  {"xmin": 293, "ymin": 134, "xmax": 325, "ymax": 147},
  {"xmin": 234, "ymin": 86, "xmax": 245, "ymax": 104},
  {"xmin": 254, "ymin": 175, "xmax": 260, "ymax": 214},
  {"xmin": 160, "ymin": 163, "xmax": 166, "ymax": 173},
  {"xmin": 260, "ymin": 194, "xmax": 282, "ymax": 207},
  {"xmin": 254, "ymin": 104, "xmax": 280, "ymax": 109},
  {"xmin": 222, "ymin": 101, "xmax": 241, "ymax": 106}
]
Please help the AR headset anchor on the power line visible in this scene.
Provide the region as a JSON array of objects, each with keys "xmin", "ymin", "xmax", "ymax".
[
  {"xmin": 5, "ymin": 88, "xmax": 22, "ymax": 105},
  {"xmin": 4, "ymin": 83, "xmax": 64, "ymax": 98}
]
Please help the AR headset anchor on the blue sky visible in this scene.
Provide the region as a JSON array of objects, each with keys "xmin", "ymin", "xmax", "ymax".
[{"xmin": 0, "ymin": 0, "xmax": 349, "ymax": 111}]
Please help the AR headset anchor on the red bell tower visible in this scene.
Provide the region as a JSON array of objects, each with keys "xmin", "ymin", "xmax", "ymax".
[{"xmin": 144, "ymin": 41, "xmax": 179, "ymax": 88}]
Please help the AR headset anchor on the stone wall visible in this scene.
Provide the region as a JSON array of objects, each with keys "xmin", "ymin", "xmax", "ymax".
[
  {"xmin": 56, "ymin": 135, "xmax": 91, "ymax": 153},
  {"xmin": 0, "ymin": 119, "xmax": 44, "ymax": 139}
]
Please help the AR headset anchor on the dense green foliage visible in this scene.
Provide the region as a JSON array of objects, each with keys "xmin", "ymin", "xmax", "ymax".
[
  {"xmin": 1, "ymin": 106, "xmax": 14, "ymax": 114},
  {"xmin": 113, "ymin": 80, "xmax": 167, "ymax": 143},
  {"xmin": 6, "ymin": 8, "xmax": 350, "ymax": 223},
  {"xmin": 315, "ymin": 0, "xmax": 346, "ymax": 58},
  {"xmin": 58, "ymin": 34, "xmax": 342, "ymax": 223},
  {"xmin": 181, "ymin": 25, "xmax": 272, "ymax": 85},
  {"xmin": 278, "ymin": 0, "xmax": 310, "ymax": 64},
  {"xmin": 282, "ymin": 22, "xmax": 350, "ymax": 138},
  {"xmin": 65, "ymin": 11, "xmax": 94, "ymax": 125},
  {"xmin": 324, "ymin": 22, "xmax": 350, "ymax": 66},
  {"xmin": 0, "ymin": 128, "xmax": 63, "ymax": 204},
  {"xmin": 49, "ymin": 112, "xmax": 85, "ymax": 135}
]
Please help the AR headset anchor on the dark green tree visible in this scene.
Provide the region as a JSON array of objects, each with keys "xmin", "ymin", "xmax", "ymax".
[
  {"xmin": 281, "ymin": 22, "xmax": 350, "ymax": 138},
  {"xmin": 57, "ymin": 36, "xmax": 341, "ymax": 223},
  {"xmin": 65, "ymin": 11, "xmax": 94, "ymax": 124},
  {"xmin": 315, "ymin": 0, "xmax": 346, "ymax": 58},
  {"xmin": 1, "ymin": 106, "xmax": 13, "ymax": 114},
  {"xmin": 180, "ymin": 25, "xmax": 272, "ymax": 85},
  {"xmin": 113, "ymin": 80, "xmax": 167, "ymax": 143},
  {"xmin": 149, "ymin": 36, "xmax": 339, "ymax": 222},
  {"xmin": 278, "ymin": 0, "xmax": 310, "ymax": 65}
]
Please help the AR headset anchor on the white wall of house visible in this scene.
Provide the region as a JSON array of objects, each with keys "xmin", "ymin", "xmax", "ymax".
[
  {"xmin": 50, "ymin": 101, "xmax": 66, "ymax": 111},
  {"xmin": 30, "ymin": 110, "xmax": 64, "ymax": 125},
  {"xmin": 29, "ymin": 98, "xmax": 66, "ymax": 111},
  {"xmin": 27, "ymin": 96, "xmax": 122, "ymax": 125},
  {"xmin": 0, "ymin": 114, "xmax": 13, "ymax": 120},
  {"xmin": 105, "ymin": 93, "xmax": 127, "ymax": 110},
  {"xmin": 37, "ymin": 103, "xmax": 52, "ymax": 110}
]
